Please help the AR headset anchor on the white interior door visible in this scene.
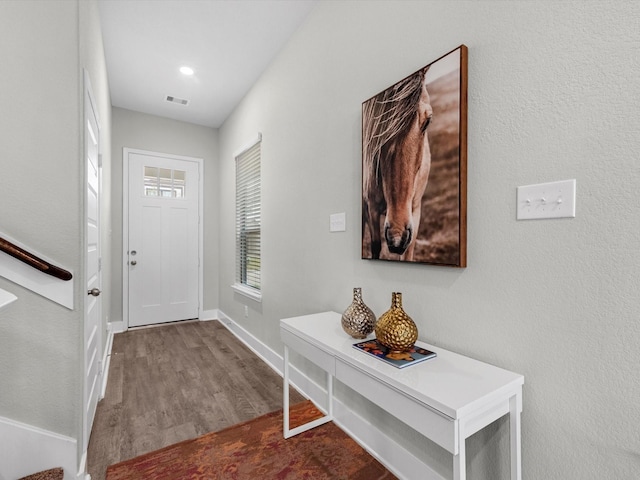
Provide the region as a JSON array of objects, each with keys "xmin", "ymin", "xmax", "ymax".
[
  {"xmin": 127, "ymin": 151, "xmax": 200, "ymax": 327},
  {"xmin": 84, "ymin": 71, "xmax": 102, "ymax": 453}
]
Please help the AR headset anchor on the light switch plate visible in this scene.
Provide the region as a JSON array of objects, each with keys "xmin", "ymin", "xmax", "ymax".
[
  {"xmin": 330, "ymin": 212, "xmax": 346, "ymax": 232},
  {"xmin": 517, "ymin": 179, "xmax": 576, "ymax": 220}
]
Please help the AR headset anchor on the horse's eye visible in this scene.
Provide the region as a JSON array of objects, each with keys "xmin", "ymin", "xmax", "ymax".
[{"xmin": 421, "ymin": 115, "xmax": 432, "ymax": 133}]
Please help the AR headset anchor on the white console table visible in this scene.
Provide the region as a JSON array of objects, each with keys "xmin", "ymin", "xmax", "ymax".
[{"xmin": 281, "ymin": 311, "xmax": 524, "ymax": 480}]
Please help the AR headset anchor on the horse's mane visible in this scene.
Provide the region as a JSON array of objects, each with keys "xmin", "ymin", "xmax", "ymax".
[{"xmin": 363, "ymin": 68, "xmax": 426, "ymax": 194}]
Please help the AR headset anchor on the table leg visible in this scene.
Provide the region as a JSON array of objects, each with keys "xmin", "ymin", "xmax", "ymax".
[
  {"xmin": 327, "ymin": 370, "xmax": 333, "ymax": 417},
  {"xmin": 282, "ymin": 344, "xmax": 333, "ymax": 439},
  {"xmin": 453, "ymin": 437, "xmax": 466, "ymax": 480},
  {"xmin": 510, "ymin": 394, "xmax": 522, "ymax": 480},
  {"xmin": 283, "ymin": 345, "xmax": 291, "ymax": 436}
]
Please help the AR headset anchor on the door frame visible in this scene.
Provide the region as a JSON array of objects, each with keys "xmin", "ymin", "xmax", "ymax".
[{"xmin": 122, "ymin": 148, "xmax": 204, "ymax": 330}]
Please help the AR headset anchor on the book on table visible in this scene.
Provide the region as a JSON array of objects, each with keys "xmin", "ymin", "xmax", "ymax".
[{"xmin": 352, "ymin": 339, "xmax": 436, "ymax": 369}]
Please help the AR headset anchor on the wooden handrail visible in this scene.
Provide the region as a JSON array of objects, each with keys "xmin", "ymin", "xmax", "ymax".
[{"xmin": 0, "ymin": 237, "xmax": 72, "ymax": 281}]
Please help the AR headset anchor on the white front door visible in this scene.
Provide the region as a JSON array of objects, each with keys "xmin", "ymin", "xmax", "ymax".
[
  {"xmin": 84, "ymin": 71, "xmax": 102, "ymax": 454},
  {"xmin": 126, "ymin": 150, "xmax": 200, "ymax": 328}
]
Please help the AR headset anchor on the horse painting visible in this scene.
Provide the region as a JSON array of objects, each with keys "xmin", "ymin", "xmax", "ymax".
[{"xmin": 362, "ymin": 66, "xmax": 433, "ymax": 261}]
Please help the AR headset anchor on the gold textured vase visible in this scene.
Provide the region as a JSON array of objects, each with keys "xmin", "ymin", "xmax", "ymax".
[
  {"xmin": 341, "ymin": 288, "xmax": 377, "ymax": 339},
  {"xmin": 375, "ymin": 292, "xmax": 418, "ymax": 353}
]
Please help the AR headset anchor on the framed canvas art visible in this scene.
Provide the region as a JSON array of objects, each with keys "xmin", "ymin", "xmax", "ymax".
[{"xmin": 362, "ymin": 45, "xmax": 467, "ymax": 267}]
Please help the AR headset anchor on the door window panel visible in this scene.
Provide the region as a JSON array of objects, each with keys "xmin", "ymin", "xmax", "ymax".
[{"xmin": 144, "ymin": 167, "xmax": 187, "ymax": 198}]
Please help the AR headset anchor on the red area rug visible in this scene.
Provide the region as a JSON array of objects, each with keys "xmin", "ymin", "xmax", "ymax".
[{"xmin": 106, "ymin": 400, "xmax": 396, "ymax": 479}]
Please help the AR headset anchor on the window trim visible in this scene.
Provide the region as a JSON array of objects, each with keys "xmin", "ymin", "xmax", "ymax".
[
  {"xmin": 231, "ymin": 282, "xmax": 262, "ymax": 302},
  {"xmin": 233, "ymin": 132, "xmax": 262, "ymax": 160},
  {"xmin": 233, "ymin": 133, "xmax": 262, "ymax": 301}
]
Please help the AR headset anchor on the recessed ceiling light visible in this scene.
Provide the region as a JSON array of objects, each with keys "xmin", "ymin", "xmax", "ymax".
[{"xmin": 180, "ymin": 66, "xmax": 194, "ymax": 76}]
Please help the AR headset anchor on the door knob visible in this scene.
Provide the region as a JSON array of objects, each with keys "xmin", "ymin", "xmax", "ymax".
[
  {"xmin": 130, "ymin": 260, "xmax": 137, "ymax": 266},
  {"xmin": 88, "ymin": 288, "xmax": 101, "ymax": 297}
]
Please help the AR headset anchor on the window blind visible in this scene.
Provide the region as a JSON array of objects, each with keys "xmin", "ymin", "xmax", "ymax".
[{"xmin": 235, "ymin": 140, "xmax": 261, "ymax": 291}]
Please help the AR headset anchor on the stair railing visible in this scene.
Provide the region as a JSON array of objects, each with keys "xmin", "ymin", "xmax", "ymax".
[{"xmin": 0, "ymin": 236, "xmax": 73, "ymax": 281}]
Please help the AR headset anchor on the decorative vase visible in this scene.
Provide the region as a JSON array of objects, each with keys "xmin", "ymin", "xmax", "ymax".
[
  {"xmin": 341, "ymin": 288, "xmax": 377, "ymax": 339},
  {"xmin": 375, "ymin": 292, "xmax": 418, "ymax": 353}
]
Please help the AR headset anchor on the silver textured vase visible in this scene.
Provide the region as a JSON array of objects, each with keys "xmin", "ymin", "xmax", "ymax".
[{"xmin": 341, "ymin": 287, "xmax": 376, "ymax": 339}]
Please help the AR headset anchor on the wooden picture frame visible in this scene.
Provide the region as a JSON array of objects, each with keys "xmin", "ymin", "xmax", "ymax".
[{"xmin": 362, "ymin": 45, "xmax": 467, "ymax": 267}]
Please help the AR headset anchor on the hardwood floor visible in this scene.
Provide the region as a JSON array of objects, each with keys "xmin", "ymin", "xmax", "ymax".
[{"xmin": 87, "ymin": 320, "xmax": 303, "ymax": 480}]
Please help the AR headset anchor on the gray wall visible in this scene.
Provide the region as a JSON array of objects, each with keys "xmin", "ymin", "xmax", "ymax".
[
  {"xmin": 0, "ymin": 0, "xmax": 112, "ymax": 459},
  {"xmin": 218, "ymin": 1, "xmax": 640, "ymax": 479},
  {"xmin": 0, "ymin": 0, "xmax": 82, "ymax": 438},
  {"xmin": 110, "ymin": 107, "xmax": 220, "ymax": 320}
]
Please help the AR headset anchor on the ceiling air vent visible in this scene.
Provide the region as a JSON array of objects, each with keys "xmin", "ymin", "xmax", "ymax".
[{"xmin": 165, "ymin": 95, "xmax": 189, "ymax": 106}]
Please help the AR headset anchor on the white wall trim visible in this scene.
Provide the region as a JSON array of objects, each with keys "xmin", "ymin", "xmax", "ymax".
[
  {"xmin": 0, "ymin": 287, "xmax": 17, "ymax": 310},
  {"xmin": 78, "ymin": 451, "xmax": 88, "ymax": 480},
  {"xmin": 216, "ymin": 310, "xmax": 443, "ymax": 480},
  {"xmin": 217, "ymin": 311, "xmax": 283, "ymax": 375},
  {"xmin": 232, "ymin": 132, "xmax": 262, "ymax": 159},
  {"xmin": 0, "ymin": 415, "xmax": 78, "ymax": 480},
  {"xmin": 0, "ymin": 231, "xmax": 74, "ymax": 310},
  {"xmin": 100, "ymin": 324, "xmax": 115, "ymax": 399},
  {"xmin": 230, "ymin": 283, "xmax": 262, "ymax": 302},
  {"xmin": 333, "ymin": 405, "xmax": 444, "ymax": 480},
  {"xmin": 199, "ymin": 308, "xmax": 218, "ymax": 321},
  {"xmin": 109, "ymin": 320, "xmax": 125, "ymax": 334}
]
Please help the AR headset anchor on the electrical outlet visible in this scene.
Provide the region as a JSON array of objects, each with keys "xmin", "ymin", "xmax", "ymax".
[{"xmin": 517, "ymin": 179, "xmax": 576, "ymax": 220}]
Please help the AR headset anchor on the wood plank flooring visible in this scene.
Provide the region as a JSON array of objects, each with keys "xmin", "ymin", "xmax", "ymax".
[{"xmin": 87, "ymin": 320, "xmax": 303, "ymax": 480}]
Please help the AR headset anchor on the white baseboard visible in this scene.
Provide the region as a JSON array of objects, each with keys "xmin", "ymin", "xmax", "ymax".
[
  {"xmin": 0, "ymin": 416, "xmax": 78, "ymax": 480},
  {"xmin": 216, "ymin": 310, "xmax": 443, "ymax": 480},
  {"xmin": 100, "ymin": 324, "xmax": 115, "ymax": 399},
  {"xmin": 199, "ymin": 309, "xmax": 218, "ymax": 321},
  {"xmin": 109, "ymin": 320, "xmax": 125, "ymax": 334},
  {"xmin": 77, "ymin": 451, "xmax": 88, "ymax": 480},
  {"xmin": 217, "ymin": 311, "xmax": 284, "ymax": 376},
  {"xmin": 333, "ymin": 405, "xmax": 444, "ymax": 480}
]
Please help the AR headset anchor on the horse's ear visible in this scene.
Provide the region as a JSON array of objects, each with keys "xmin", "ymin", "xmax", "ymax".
[
  {"xmin": 419, "ymin": 65, "xmax": 430, "ymax": 85},
  {"xmin": 420, "ymin": 65, "xmax": 430, "ymax": 83}
]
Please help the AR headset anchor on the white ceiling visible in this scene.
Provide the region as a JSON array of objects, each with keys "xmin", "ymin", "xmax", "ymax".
[{"xmin": 98, "ymin": 0, "xmax": 315, "ymax": 128}]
